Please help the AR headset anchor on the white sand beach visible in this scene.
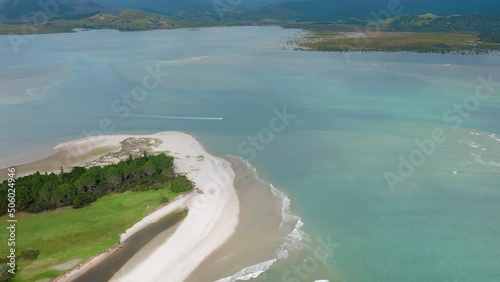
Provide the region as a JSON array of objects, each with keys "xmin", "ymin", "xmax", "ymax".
[{"xmin": 52, "ymin": 131, "xmax": 240, "ymax": 282}]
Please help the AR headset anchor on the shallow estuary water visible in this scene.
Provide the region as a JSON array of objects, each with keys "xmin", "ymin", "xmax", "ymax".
[{"xmin": 1, "ymin": 26, "xmax": 500, "ymax": 282}]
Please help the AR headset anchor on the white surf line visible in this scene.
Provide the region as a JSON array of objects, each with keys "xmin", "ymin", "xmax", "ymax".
[{"xmin": 129, "ymin": 114, "xmax": 222, "ymax": 120}]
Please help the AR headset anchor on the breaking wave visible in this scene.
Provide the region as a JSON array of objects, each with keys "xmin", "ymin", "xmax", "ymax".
[
  {"xmin": 271, "ymin": 185, "xmax": 300, "ymax": 230},
  {"xmin": 214, "ymin": 259, "xmax": 277, "ymax": 282},
  {"xmin": 220, "ymin": 156, "xmax": 308, "ymax": 281}
]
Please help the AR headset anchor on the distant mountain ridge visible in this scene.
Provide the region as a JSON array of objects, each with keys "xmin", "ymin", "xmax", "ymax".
[
  {"xmin": 0, "ymin": 0, "xmax": 498, "ymax": 40},
  {"xmin": 244, "ymin": 0, "xmax": 500, "ymax": 21},
  {"xmin": 2, "ymin": 0, "xmax": 500, "ymax": 21},
  {"xmin": 0, "ymin": 0, "xmax": 109, "ymax": 19},
  {"xmin": 91, "ymin": 0, "xmax": 287, "ymax": 10},
  {"xmin": 401, "ymin": 0, "xmax": 500, "ymax": 15}
]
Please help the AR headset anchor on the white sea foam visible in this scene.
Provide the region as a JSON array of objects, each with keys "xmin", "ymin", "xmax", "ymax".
[
  {"xmin": 470, "ymin": 153, "xmax": 500, "ymax": 167},
  {"xmin": 269, "ymin": 184, "xmax": 300, "ymax": 230},
  {"xmin": 276, "ymin": 219, "xmax": 308, "ymax": 262},
  {"xmin": 280, "ymin": 195, "xmax": 300, "ymax": 229},
  {"xmin": 269, "ymin": 182, "xmax": 308, "ymax": 262},
  {"xmin": 230, "ymin": 155, "xmax": 266, "ymax": 183},
  {"xmin": 215, "ymin": 259, "xmax": 277, "ymax": 282},
  {"xmin": 276, "ymin": 249, "xmax": 289, "ymax": 260},
  {"xmin": 284, "ymin": 219, "xmax": 306, "ymax": 248},
  {"xmin": 270, "ymin": 183, "xmax": 284, "ymax": 197},
  {"xmin": 488, "ymin": 133, "xmax": 500, "ymax": 142},
  {"xmin": 467, "ymin": 142, "xmax": 479, "ymax": 148},
  {"xmin": 464, "ymin": 141, "xmax": 489, "ymax": 151},
  {"xmin": 225, "ymin": 155, "xmax": 308, "ymax": 278}
]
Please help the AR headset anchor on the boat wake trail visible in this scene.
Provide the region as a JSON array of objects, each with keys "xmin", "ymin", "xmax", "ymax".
[{"xmin": 129, "ymin": 114, "xmax": 222, "ymax": 120}]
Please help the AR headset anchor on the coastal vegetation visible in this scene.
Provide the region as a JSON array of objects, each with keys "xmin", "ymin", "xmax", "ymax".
[
  {"xmin": 0, "ymin": 153, "xmax": 193, "ymax": 281},
  {"xmin": 285, "ymin": 12, "xmax": 500, "ymax": 53},
  {"xmin": 51, "ymin": 10, "xmax": 173, "ymax": 31},
  {"xmin": 0, "ymin": 186, "xmax": 187, "ymax": 281},
  {"xmin": 291, "ymin": 29, "xmax": 500, "ymax": 53},
  {"xmin": 387, "ymin": 13, "xmax": 500, "ymax": 43},
  {"xmin": 0, "ymin": 153, "xmax": 192, "ymax": 215}
]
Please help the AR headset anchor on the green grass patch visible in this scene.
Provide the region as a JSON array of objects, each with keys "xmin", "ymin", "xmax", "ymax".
[{"xmin": 0, "ymin": 187, "xmax": 183, "ymax": 282}]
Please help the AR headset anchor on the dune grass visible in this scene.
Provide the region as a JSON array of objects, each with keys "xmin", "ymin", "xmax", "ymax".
[{"xmin": 0, "ymin": 187, "xmax": 183, "ymax": 282}]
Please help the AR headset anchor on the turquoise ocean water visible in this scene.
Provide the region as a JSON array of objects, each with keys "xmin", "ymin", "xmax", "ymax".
[{"xmin": 1, "ymin": 26, "xmax": 500, "ymax": 282}]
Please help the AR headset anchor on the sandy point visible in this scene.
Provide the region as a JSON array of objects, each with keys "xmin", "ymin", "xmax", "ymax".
[{"xmin": 52, "ymin": 131, "xmax": 240, "ymax": 282}]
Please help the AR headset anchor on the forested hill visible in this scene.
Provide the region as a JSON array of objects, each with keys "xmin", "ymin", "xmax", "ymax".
[
  {"xmin": 0, "ymin": 153, "xmax": 193, "ymax": 215},
  {"xmin": 0, "ymin": 0, "xmax": 498, "ymax": 46},
  {"xmin": 0, "ymin": 0, "xmax": 108, "ymax": 19},
  {"xmin": 387, "ymin": 14, "xmax": 500, "ymax": 43},
  {"xmin": 240, "ymin": 0, "xmax": 500, "ymax": 21}
]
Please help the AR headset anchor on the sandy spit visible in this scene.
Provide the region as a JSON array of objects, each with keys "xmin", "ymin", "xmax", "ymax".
[{"xmin": 51, "ymin": 131, "xmax": 239, "ymax": 282}]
